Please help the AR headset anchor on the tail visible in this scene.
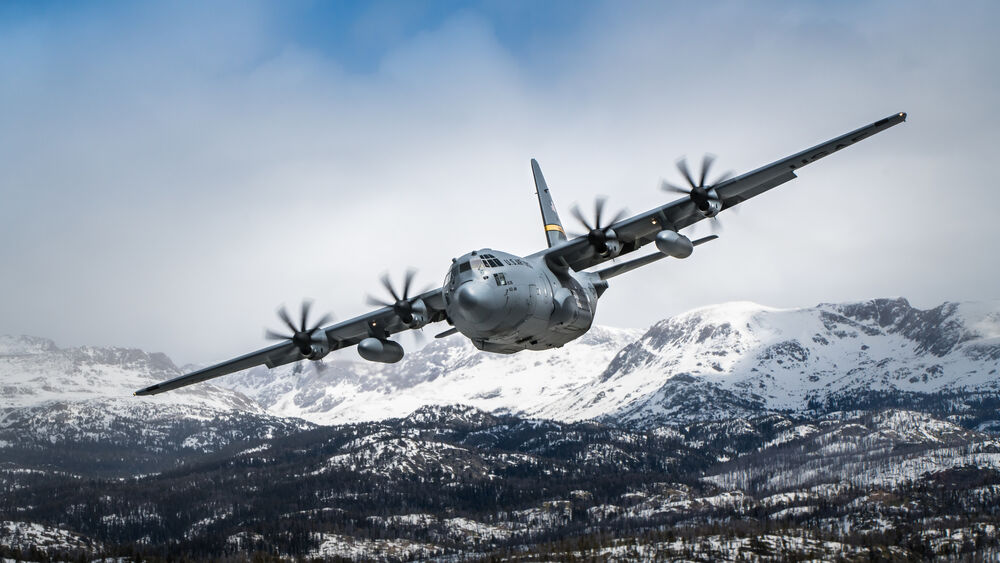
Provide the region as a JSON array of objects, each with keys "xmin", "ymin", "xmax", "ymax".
[{"xmin": 531, "ymin": 159, "xmax": 567, "ymax": 248}]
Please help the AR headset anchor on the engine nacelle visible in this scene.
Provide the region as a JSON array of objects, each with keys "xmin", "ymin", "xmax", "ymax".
[
  {"xmin": 308, "ymin": 341, "xmax": 330, "ymax": 361},
  {"xmin": 655, "ymin": 230, "xmax": 694, "ymax": 259},
  {"xmin": 357, "ymin": 337, "xmax": 404, "ymax": 363},
  {"xmin": 698, "ymin": 189, "xmax": 722, "ymax": 217},
  {"xmin": 600, "ymin": 233, "xmax": 623, "ymax": 258},
  {"xmin": 405, "ymin": 299, "xmax": 429, "ymax": 329}
]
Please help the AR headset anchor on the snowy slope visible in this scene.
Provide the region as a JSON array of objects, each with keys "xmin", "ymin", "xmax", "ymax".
[
  {"xmin": 0, "ymin": 335, "xmax": 259, "ymax": 412},
  {"xmin": 704, "ymin": 409, "xmax": 1000, "ymax": 493},
  {"xmin": 0, "ymin": 336, "xmax": 309, "ymax": 472},
  {"xmin": 554, "ymin": 298, "xmax": 1000, "ymax": 426},
  {"xmin": 0, "ymin": 520, "xmax": 101, "ymax": 554}
]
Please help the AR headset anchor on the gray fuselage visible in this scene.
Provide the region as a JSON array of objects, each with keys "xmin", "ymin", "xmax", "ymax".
[{"xmin": 442, "ymin": 248, "xmax": 607, "ymax": 353}]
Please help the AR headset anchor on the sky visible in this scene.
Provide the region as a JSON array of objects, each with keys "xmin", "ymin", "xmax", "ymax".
[{"xmin": 1, "ymin": 1, "xmax": 998, "ymax": 365}]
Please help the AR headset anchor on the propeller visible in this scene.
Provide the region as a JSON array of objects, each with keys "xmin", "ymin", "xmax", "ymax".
[
  {"xmin": 570, "ymin": 197, "xmax": 627, "ymax": 254},
  {"xmin": 366, "ymin": 269, "xmax": 426, "ymax": 325},
  {"xmin": 265, "ymin": 300, "xmax": 333, "ymax": 356},
  {"xmin": 661, "ymin": 154, "xmax": 733, "ymax": 217}
]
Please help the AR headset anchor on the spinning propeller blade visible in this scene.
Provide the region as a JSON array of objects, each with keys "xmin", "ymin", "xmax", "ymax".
[
  {"xmin": 570, "ymin": 197, "xmax": 627, "ymax": 254},
  {"xmin": 265, "ymin": 300, "xmax": 333, "ymax": 355},
  {"xmin": 367, "ymin": 268, "xmax": 427, "ymax": 325},
  {"xmin": 662, "ymin": 153, "xmax": 733, "ymax": 219}
]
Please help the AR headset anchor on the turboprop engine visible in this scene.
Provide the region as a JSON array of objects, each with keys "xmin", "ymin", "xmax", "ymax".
[
  {"xmin": 571, "ymin": 198, "xmax": 627, "ymax": 258},
  {"xmin": 366, "ymin": 270, "xmax": 430, "ymax": 329},
  {"xmin": 265, "ymin": 301, "xmax": 333, "ymax": 361},
  {"xmin": 305, "ymin": 340, "xmax": 330, "ymax": 360},
  {"xmin": 661, "ymin": 154, "xmax": 731, "ymax": 218}
]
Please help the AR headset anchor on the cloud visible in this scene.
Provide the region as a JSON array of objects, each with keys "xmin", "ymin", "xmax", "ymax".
[{"xmin": 0, "ymin": 1, "xmax": 996, "ymax": 364}]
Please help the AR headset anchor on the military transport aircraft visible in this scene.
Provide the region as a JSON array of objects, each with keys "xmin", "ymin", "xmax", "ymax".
[{"xmin": 136, "ymin": 112, "xmax": 907, "ymax": 396}]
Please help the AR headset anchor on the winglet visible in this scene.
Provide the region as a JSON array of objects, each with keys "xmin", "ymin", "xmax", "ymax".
[{"xmin": 531, "ymin": 159, "xmax": 567, "ymax": 248}]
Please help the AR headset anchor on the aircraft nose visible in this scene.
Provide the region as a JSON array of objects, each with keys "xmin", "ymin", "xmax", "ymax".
[{"xmin": 455, "ymin": 281, "xmax": 492, "ymax": 323}]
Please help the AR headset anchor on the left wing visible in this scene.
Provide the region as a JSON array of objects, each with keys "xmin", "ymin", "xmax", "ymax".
[
  {"xmin": 134, "ymin": 288, "xmax": 446, "ymax": 395},
  {"xmin": 535, "ymin": 112, "xmax": 907, "ymax": 273}
]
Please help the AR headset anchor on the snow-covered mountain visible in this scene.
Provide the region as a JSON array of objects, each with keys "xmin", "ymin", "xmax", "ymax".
[
  {"xmin": 577, "ymin": 298, "xmax": 1000, "ymax": 426},
  {"xmin": 0, "ymin": 336, "xmax": 310, "ymax": 476},
  {"xmin": 0, "ymin": 334, "xmax": 258, "ymax": 412},
  {"xmin": 4, "ymin": 298, "xmax": 998, "ymax": 433},
  {"xmin": 217, "ymin": 298, "xmax": 1000, "ymax": 427}
]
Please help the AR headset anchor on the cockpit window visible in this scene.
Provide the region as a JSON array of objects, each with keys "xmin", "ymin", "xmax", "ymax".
[
  {"xmin": 458, "ymin": 261, "xmax": 471, "ymax": 273},
  {"xmin": 479, "ymin": 253, "xmax": 503, "ymax": 268}
]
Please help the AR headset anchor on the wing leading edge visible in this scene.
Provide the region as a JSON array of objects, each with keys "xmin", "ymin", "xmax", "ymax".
[
  {"xmin": 534, "ymin": 112, "xmax": 906, "ymax": 272},
  {"xmin": 134, "ymin": 288, "xmax": 446, "ymax": 396}
]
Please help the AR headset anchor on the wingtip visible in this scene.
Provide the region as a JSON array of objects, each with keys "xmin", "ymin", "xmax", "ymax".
[
  {"xmin": 899, "ymin": 111, "xmax": 907, "ymax": 121},
  {"xmin": 530, "ymin": 159, "xmax": 546, "ymax": 182}
]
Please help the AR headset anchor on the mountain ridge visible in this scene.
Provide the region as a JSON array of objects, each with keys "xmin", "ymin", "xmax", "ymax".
[
  {"xmin": 3, "ymin": 297, "xmax": 998, "ymax": 430},
  {"xmin": 0, "ymin": 334, "xmax": 313, "ymax": 477}
]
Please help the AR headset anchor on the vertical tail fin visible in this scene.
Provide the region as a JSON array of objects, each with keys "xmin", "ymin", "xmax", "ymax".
[{"xmin": 531, "ymin": 159, "xmax": 567, "ymax": 248}]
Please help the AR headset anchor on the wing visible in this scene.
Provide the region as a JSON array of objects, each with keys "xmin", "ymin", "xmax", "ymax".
[
  {"xmin": 134, "ymin": 288, "xmax": 447, "ymax": 395},
  {"xmin": 535, "ymin": 112, "xmax": 907, "ymax": 272}
]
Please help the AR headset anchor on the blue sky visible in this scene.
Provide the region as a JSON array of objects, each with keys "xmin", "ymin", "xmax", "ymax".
[
  {"xmin": 0, "ymin": 0, "xmax": 587, "ymax": 74},
  {"xmin": 1, "ymin": 1, "xmax": 997, "ymax": 363},
  {"xmin": 289, "ymin": 1, "xmax": 588, "ymax": 71}
]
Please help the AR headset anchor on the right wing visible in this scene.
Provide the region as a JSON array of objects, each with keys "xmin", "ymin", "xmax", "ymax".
[
  {"xmin": 134, "ymin": 288, "xmax": 447, "ymax": 396},
  {"xmin": 532, "ymin": 112, "xmax": 907, "ymax": 273},
  {"xmin": 711, "ymin": 111, "xmax": 908, "ymax": 210}
]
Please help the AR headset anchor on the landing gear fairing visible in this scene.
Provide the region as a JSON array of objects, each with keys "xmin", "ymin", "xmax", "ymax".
[{"xmin": 136, "ymin": 112, "xmax": 906, "ymax": 396}]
